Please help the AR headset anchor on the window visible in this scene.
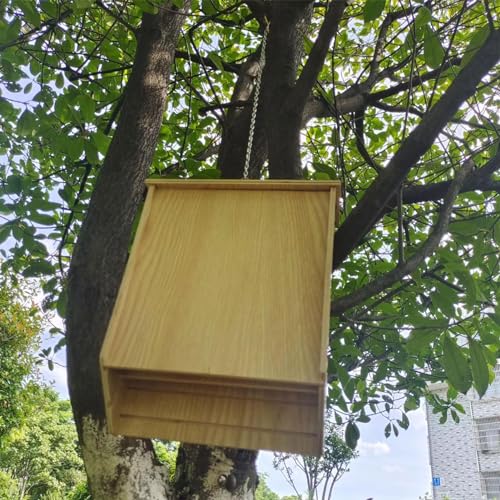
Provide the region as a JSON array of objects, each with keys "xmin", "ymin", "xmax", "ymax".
[
  {"xmin": 482, "ymin": 472, "xmax": 500, "ymax": 500},
  {"xmin": 476, "ymin": 418, "xmax": 500, "ymax": 454}
]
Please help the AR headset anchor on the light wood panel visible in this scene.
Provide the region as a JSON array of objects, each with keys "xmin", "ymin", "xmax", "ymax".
[
  {"xmin": 100, "ymin": 180, "xmax": 340, "ymax": 456},
  {"xmin": 110, "ymin": 373, "xmax": 322, "ymax": 455}
]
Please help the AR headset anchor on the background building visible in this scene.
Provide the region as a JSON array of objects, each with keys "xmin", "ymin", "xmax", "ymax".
[{"xmin": 426, "ymin": 369, "xmax": 500, "ymax": 499}]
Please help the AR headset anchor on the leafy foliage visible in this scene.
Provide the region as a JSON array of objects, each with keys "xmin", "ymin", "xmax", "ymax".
[
  {"xmin": 0, "ymin": 0, "xmax": 498, "ymax": 465},
  {"xmin": 153, "ymin": 440, "xmax": 179, "ymax": 483},
  {"xmin": 0, "ymin": 385, "xmax": 87, "ymax": 499},
  {"xmin": 0, "ymin": 279, "xmax": 40, "ymax": 439},
  {"xmin": 255, "ymin": 475, "xmax": 280, "ymax": 500}
]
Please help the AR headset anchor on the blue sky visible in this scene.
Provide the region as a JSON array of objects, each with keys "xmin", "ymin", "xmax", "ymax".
[
  {"xmin": 42, "ymin": 347, "xmax": 433, "ymax": 500},
  {"xmin": 259, "ymin": 410, "xmax": 432, "ymax": 499}
]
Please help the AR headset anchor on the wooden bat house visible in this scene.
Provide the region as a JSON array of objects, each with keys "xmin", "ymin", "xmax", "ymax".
[{"xmin": 100, "ymin": 179, "xmax": 340, "ymax": 456}]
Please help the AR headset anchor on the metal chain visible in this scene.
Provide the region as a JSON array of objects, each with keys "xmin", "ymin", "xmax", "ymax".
[{"xmin": 243, "ymin": 21, "xmax": 269, "ymax": 179}]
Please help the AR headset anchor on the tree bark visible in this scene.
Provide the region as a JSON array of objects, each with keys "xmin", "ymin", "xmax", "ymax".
[
  {"xmin": 66, "ymin": 2, "xmax": 189, "ymax": 498},
  {"xmin": 174, "ymin": 445, "xmax": 258, "ymax": 499}
]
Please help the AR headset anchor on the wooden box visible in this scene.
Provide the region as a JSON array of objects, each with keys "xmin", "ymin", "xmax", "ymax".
[{"xmin": 100, "ymin": 180, "xmax": 340, "ymax": 456}]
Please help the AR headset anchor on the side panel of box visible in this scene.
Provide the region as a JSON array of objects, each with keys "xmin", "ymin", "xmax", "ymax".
[{"xmin": 101, "ymin": 367, "xmax": 125, "ymax": 435}]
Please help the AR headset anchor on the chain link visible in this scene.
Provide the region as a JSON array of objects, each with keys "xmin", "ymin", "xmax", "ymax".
[{"xmin": 243, "ymin": 22, "xmax": 269, "ymax": 179}]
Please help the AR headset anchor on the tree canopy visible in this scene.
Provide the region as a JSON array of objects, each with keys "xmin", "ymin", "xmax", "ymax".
[
  {"xmin": 0, "ymin": 384, "xmax": 87, "ymax": 499},
  {"xmin": 0, "ymin": 0, "xmax": 499, "ymax": 498},
  {"xmin": 0, "ymin": 279, "xmax": 40, "ymax": 440}
]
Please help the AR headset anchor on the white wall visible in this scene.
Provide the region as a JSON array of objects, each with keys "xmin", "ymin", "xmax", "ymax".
[{"xmin": 426, "ymin": 375, "xmax": 500, "ymax": 500}]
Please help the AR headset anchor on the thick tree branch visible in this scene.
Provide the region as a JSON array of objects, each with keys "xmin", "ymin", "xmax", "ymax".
[
  {"xmin": 68, "ymin": 0, "xmax": 190, "ymax": 417},
  {"xmin": 367, "ymin": 57, "xmax": 462, "ymax": 104},
  {"xmin": 331, "ymin": 159, "xmax": 474, "ymax": 316},
  {"xmin": 263, "ymin": 1, "xmax": 313, "ymax": 178},
  {"xmin": 354, "ymin": 108, "xmax": 381, "ymax": 173},
  {"xmin": 366, "ymin": 7, "xmax": 415, "ymax": 86},
  {"xmin": 402, "ymin": 149, "xmax": 500, "ymax": 204},
  {"xmin": 291, "ymin": 0, "xmax": 348, "ymax": 109},
  {"xmin": 333, "ymin": 28, "xmax": 500, "ymax": 269},
  {"xmin": 301, "ymin": 58, "xmax": 462, "ymax": 124}
]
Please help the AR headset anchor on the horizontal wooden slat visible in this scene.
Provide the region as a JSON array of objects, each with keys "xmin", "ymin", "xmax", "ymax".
[
  {"xmin": 111, "ymin": 380, "xmax": 322, "ymax": 455},
  {"xmin": 114, "ymin": 369, "xmax": 322, "ymax": 394},
  {"xmin": 119, "ymin": 386, "xmax": 317, "ymax": 433},
  {"xmin": 115, "ymin": 414, "xmax": 321, "ymax": 456},
  {"xmin": 123, "ymin": 378, "xmax": 318, "ymax": 407},
  {"xmin": 145, "ymin": 179, "xmax": 341, "ymax": 193}
]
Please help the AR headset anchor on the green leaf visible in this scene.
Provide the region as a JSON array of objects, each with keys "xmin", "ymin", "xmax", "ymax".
[
  {"xmin": 202, "ymin": 0, "xmax": 218, "ymax": 15},
  {"xmin": 207, "ymin": 52, "xmax": 224, "ymax": 71},
  {"xmin": 313, "ymin": 172, "xmax": 331, "ymax": 180},
  {"xmin": 58, "ymin": 186, "xmax": 73, "ymax": 204},
  {"xmin": 404, "ymin": 397, "xmax": 419, "ymax": 412},
  {"xmin": 0, "ymin": 225, "xmax": 11, "ymax": 244},
  {"xmin": 345, "ymin": 421, "xmax": 360, "ymax": 449},
  {"xmin": 57, "ymin": 291, "xmax": 67, "ymax": 318},
  {"xmin": 431, "ymin": 284, "xmax": 456, "ymax": 317},
  {"xmin": 469, "ymin": 338, "xmax": 489, "ymax": 397},
  {"xmin": 441, "ymin": 335, "xmax": 472, "ymax": 394},
  {"xmin": 29, "ymin": 199, "xmax": 61, "ymax": 212},
  {"xmin": 84, "ymin": 140, "xmax": 100, "ymax": 164},
  {"xmin": 479, "ymin": 330, "xmax": 499, "ymax": 345},
  {"xmin": 66, "ymin": 138, "xmax": 85, "ymax": 161},
  {"xmin": 73, "ymin": 0, "xmax": 94, "ymax": 9},
  {"xmin": 17, "ymin": 110, "xmax": 37, "ymax": 136},
  {"xmin": 461, "ymin": 27, "xmax": 490, "ymax": 69},
  {"xmin": 5, "ymin": 175, "xmax": 24, "ymax": 195},
  {"xmin": 363, "ymin": 0, "xmax": 386, "ymax": 22},
  {"xmin": 30, "ymin": 213, "xmax": 57, "ymax": 226},
  {"xmin": 398, "ymin": 413, "xmax": 410, "ymax": 430},
  {"xmin": 406, "ymin": 329, "xmax": 438, "ymax": 354},
  {"xmin": 55, "ymin": 73, "xmax": 65, "ymax": 89},
  {"xmin": 487, "ymin": 313, "xmax": 500, "ymax": 327},
  {"xmin": 79, "ymin": 95, "xmax": 96, "ymax": 123},
  {"xmin": 1, "ymin": 18, "xmax": 21, "ymax": 44},
  {"xmin": 424, "ymin": 25, "xmax": 445, "ymax": 69},
  {"xmin": 18, "ymin": 0, "xmax": 41, "ymax": 27},
  {"xmin": 343, "ymin": 378, "xmax": 356, "ymax": 401},
  {"xmin": 136, "ymin": 0, "xmax": 159, "ymax": 14},
  {"xmin": 415, "ymin": 6, "xmax": 432, "ymax": 29},
  {"xmin": 22, "ymin": 259, "xmax": 54, "ymax": 277},
  {"xmin": 357, "ymin": 414, "xmax": 371, "ymax": 423},
  {"xmin": 384, "ymin": 423, "xmax": 391, "ymax": 438},
  {"xmin": 92, "ymin": 130, "xmax": 111, "ymax": 154}
]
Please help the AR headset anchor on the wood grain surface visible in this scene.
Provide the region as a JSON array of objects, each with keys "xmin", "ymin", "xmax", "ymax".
[{"xmin": 100, "ymin": 180, "xmax": 339, "ymax": 455}]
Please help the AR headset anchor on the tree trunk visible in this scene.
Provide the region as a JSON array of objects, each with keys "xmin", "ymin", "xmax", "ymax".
[
  {"xmin": 66, "ymin": 2, "xmax": 189, "ymax": 498},
  {"xmin": 174, "ymin": 445, "xmax": 258, "ymax": 499}
]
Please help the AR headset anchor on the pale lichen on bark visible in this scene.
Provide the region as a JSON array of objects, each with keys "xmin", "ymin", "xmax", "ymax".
[
  {"xmin": 81, "ymin": 416, "xmax": 172, "ymax": 500},
  {"xmin": 202, "ymin": 448, "xmax": 253, "ymax": 499}
]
